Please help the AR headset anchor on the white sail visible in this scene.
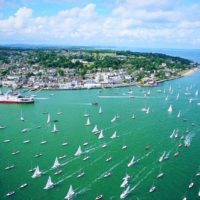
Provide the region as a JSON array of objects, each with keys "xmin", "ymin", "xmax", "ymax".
[
  {"xmin": 99, "ymin": 107, "xmax": 102, "ymax": 114},
  {"xmin": 52, "ymin": 157, "xmax": 60, "ymax": 169},
  {"xmin": 177, "ymin": 111, "xmax": 181, "ymax": 118},
  {"xmin": 44, "ymin": 176, "xmax": 53, "ymax": 190},
  {"xmin": 20, "ymin": 110, "xmax": 24, "ymax": 121},
  {"xmin": 74, "ymin": 146, "xmax": 82, "ymax": 156},
  {"xmin": 111, "ymin": 116, "xmax": 116, "ymax": 123},
  {"xmin": 92, "ymin": 125, "xmax": 98, "ymax": 133},
  {"xmin": 47, "ymin": 113, "xmax": 50, "ymax": 124},
  {"xmin": 127, "ymin": 156, "xmax": 135, "ymax": 167},
  {"xmin": 51, "ymin": 123, "xmax": 58, "ymax": 133},
  {"xmin": 131, "ymin": 114, "xmax": 135, "ymax": 119},
  {"xmin": 64, "ymin": 185, "xmax": 75, "ymax": 200},
  {"xmin": 170, "ymin": 129, "xmax": 175, "ymax": 138},
  {"xmin": 120, "ymin": 174, "xmax": 130, "ymax": 188},
  {"xmin": 110, "ymin": 131, "xmax": 117, "ymax": 139},
  {"xmin": 120, "ymin": 186, "xmax": 130, "ymax": 199},
  {"xmin": 32, "ymin": 166, "xmax": 41, "ymax": 178},
  {"xmin": 98, "ymin": 130, "xmax": 104, "ymax": 139},
  {"xmin": 85, "ymin": 117, "xmax": 91, "ymax": 126},
  {"xmin": 195, "ymin": 90, "xmax": 199, "ymax": 96},
  {"xmin": 168, "ymin": 105, "xmax": 173, "ymax": 113},
  {"xmin": 159, "ymin": 152, "xmax": 166, "ymax": 162},
  {"xmin": 176, "ymin": 93, "xmax": 180, "ymax": 100},
  {"xmin": 165, "ymin": 96, "xmax": 168, "ymax": 101},
  {"xmin": 146, "ymin": 107, "xmax": 150, "ymax": 114}
]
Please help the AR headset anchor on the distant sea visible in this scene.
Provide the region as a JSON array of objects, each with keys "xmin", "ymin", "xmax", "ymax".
[{"xmin": 113, "ymin": 47, "xmax": 200, "ymax": 63}]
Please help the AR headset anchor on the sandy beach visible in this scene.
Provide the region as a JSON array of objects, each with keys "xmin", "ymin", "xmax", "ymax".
[{"xmin": 181, "ymin": 67, "xmax": 199, "ymax": 76}]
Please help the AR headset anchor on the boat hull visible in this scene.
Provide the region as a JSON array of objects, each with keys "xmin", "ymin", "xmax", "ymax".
[{"xmin": 0, "ymin": 100, "xmax": 34, "ymax": 104}]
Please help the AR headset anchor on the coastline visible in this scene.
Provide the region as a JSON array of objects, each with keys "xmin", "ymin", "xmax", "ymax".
[{"xmin": 181, "ymin": 67, "xmax": 199, "ymax": 76}]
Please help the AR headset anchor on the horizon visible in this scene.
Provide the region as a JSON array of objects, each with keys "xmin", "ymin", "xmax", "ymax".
[{"xmin": 1, "ymin": 0, "xmax": 200, "ymax": 49}]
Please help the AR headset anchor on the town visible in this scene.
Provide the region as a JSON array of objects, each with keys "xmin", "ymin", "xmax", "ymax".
[{"xmin": 0, "ymin": 47, "xmax": 198, "ymax": 90}]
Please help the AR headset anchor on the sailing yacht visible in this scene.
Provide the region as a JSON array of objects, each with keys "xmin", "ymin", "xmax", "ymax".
[
  {"xmin": 44, "ymin": 176, "xmax": 54, "ymax": 190},
  {"xmin": 99, "ymin": 107, "xmax": 102, "ymax": 114},
  {"xmin": 120, "ymin": 186, "xmax": 130, "ymax": 199},
  {"xmin": 146, "ymin": 107, "xmax": 150, "ymax": 114},
  {"xmin": 6, "ymin": 191, "xmax": 15, "ymax": 197},
  {"xmin": 92, "ymin": 125, "xmax": 99, "ymax": 133},
  {"xmin": 165, "ymin": 96, "xmax": 168, "ymax": 101},
  {"xmin": 85, "ymin": 117, "xmax": 91, "ymax": 126},
  {"xmin": 19, "ymin": 183, "xmax": 28, "ymax": 189},
  {"xmin": 98, "ymin": 130, "xmax": 104, "ymax": 139},
  {"xmin": 120, "ymin": 174, "xmax": 130, "ymax": 188},
  {"xmin": 195, "ymin": 90, "xmax": 199, "ymax": 96},
  {"xmin": 74, "ymin": 146, "xmax": 82, "ymax": 156},
  {"xmin": 110, "ymin": 131, "xmax": 117, "ymax": 139},
  {"xmin": 32, "ymin": 166, "xmax": 42, "ymax": 178},
  {"xmin": 131, "ymin": 114, "xmax": 135, "ymax": 119},
  {"xmin": 52, "ymin": 157, "xmax": 61, "ymax": 169},
  {"xmin": 95, "ymin": 195, "xmax": 103, "ymax": 200},
  {"xmin": 111, "ymin": 115, "xmax": 117, "ymax": 123},
  {"xmin": 127, "ymin": 156, "xmax": 136, "ymax": 167},
  {"xmin": 198, "ymin": 188, "xmax": 200, "ymax": 196},
  {"xmin": 176, "ymin": 93, "xmax": 179, "ymax": 100},
  {"xmin": 168, "ymin": 105, "xmax": 173, "ymax": 113},
  {"xmin": 159, "ymin": 152, "xmax": 166, "ymax": 162},
  {"xmin": 20, "ymin": 110, "xmax": 25, "ymax": 121},
  {"xmin": 177, "ymin": 111, "xmax": 181, "ymax": 118},
  {"xmin": 64, "ymin": 185, "xmax": 75, "ymax": 200},
  {"xmin": 51, "ymin": 123, "xmax": 59, "ymax": 133},
  {"xmin": 188, "ymin": 182, "xmax": 194, "ymax": 188},
  {"xmin": 47, "ymin": 113, "xmax": 50, "ymax": 123}
]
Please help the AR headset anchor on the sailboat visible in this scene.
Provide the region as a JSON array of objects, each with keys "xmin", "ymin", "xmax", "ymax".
[
  {"xmin": 195, "ymin": 90, "xmax": 199, "ymax": 96},
  {"xmin": 111, "ymin": 115, "xmax": 117, "ymax": 123},
  {"xmin": 64, "ymin": 185, "xmax": 75, "ymax": 200},
  {"xmin": 177, "ymin": 111, "xmax": 181, "ymax": 118},
  {"xmin": 120, "ymin": 186, "xmax": 130, "ymax": 199},
  {"xmin": 127, "ymin": 156, "xmax": 136, "ymax": 167},
  {"xmin": 146, "ymin": 107, "xmax": 150, "ymax": 114},
  {"xmin": 47, "ymin": 113, "xmax": 50, "ymax": 124},
  {"xmin": 92, "ymin": 125, "xmax": 99, "ymax": 133},
  {"xmin": 120, "ymin": 174, "xmax": 130, "ymax": 188},
  {"xmin": 110, "ymin": 131, "xmax": 117, "ymax": 139},
  {"xmin": 99, "ymin": 107, "xmax": 102, "ymax": 114},
  {"xmin": 149, "ymin": 184, "xmax": 156, "ymax": 193},
  {"xmin": 83, "ymin": 111, "xmax": 89, "ymax": 117},
  {"xmin": 74, "ymin": 146, "xmax": 82, "ymax": 156},
  {"xmin": 98, "ymin": 130, "xmax": 104, "ymax": 139},
  {"xmin": 159, "ymin": 152, "xmax": 166, "ymax": 162},
  {"xmin": 188, "ymin": 182, "xmax": 194, "ymax": 189},
  {"xmin": 32, "ymin": 166, "xmax": 42, "ymax": 178},
  {"xmin": 170, "ymin": 129, "xmax": 176, "ymax": 139},
  {"xmin": 44, "ymin": 176, "xmax": 54, "ymax": 190},
  {"xmin": 176, "ymin": 93, "xmax": 180, "ymax": 100},
  {"xmin": 85, "ymin": 117, "xmax": 91, "ymax": 126},
  {"xmin": 167, "ymin": 105, "xmax": 173, "ymax": 113},
  {"xmin": 198, "ymin": 188, "xmax": 200, "ymax": 196},
  {"xmin": 52, "ymin": 157, "xmax": 61, "ymax": 169},
  {"xmin": 20, "ymin": 110, "xmax": 24, "ymax": 121},
  {"xmin": 19, "ymin": 183, "xmax": 28, "ymax": 189},
  {"xmin": 157, "ymin": 167, "xmax": 164, "ymax": 178},
  {"xmin": 165, "ymin": 96, "xmax": 168, "ymax": 101},
  {"xmin": 51, "ymin": 123, "xmax": 59, "ymax": 133},
  {"xmin": 131, "ymin": 114, "xmax": 135, "ymax": 119}
]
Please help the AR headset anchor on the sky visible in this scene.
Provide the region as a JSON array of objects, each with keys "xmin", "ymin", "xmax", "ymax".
[{"xmin": 0, "ymin": 0, "xmax": 200, "ymax": 48}]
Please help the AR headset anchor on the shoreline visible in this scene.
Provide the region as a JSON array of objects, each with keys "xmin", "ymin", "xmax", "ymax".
[{"xmin": 181, "ymin": 67, "xmax": 199, "ymax": 76}]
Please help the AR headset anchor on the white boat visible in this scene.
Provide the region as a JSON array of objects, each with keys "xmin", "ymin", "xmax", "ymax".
[
  {"xmin": 6, "ymin": 191, "xmax": 15, "ymax": 197},
  {"xmin": 159, "ymin": 152, "xmax": 166, "ymax": 162},
  {"xmin": 146, "ymin": 107, "xmax": 150, "ymax": 114},
  {"xmin": 3, "ymin": 139, "xmax": 11, "ymax": 143},
  {"xmin": 64, "ymin": 185, "xmax": 75, "ymax": 200},
  {"xmin": 110, "ymin": 131, "xmax": 117, "ymax": 139},
  {"xmin": 177, "ymin": 111, "xmax": 181, "ymax": 118},
  {"xmin": 176, "ymin": 93, "xmax": 179, "ymax": 100},
  {"xmin": 47, "ymin": 113, "xmax": 50, "ymax": 124},
  {"xmin": 74, "ymin": 146, "xmax": 82, "ymax": 156},
  {"xmin": 170, "ymin": 129, "xmax": 176, "ymax": 138},
  {"xmin": 95, "ymin": 195, "xmax": 103, "ymax": 200},
  {"xmin": 157, "ymin": 172, "xmax": 164, "ymax": 178},
  {"xmin": 165, "ymin": 95, "xmax": 168, "ymax": 101},
  {"xmin": 120, "ymin": 174, "xmax": 130, "ymax": 188},
  {"xmin": 59, "ymin": 155, "xmax": 66, "ymax": 160},
  {"xmin": 0, "ymin": 125, "xmax": 6, "ymax": 129},
  {"xmin": 83, "ymin": 112, "xmax": 89, "ymax": 117},
  {"xmin": 102, "ymin": 144, "xmax": 107, "ymax": 148},
  {"xmin": 111, "ymin": 115, "xmax": 117, "ymax": 123},
  {"xmin": 77, "ymin": 172, "xmax": 85, "ymax": 178},
  {"xmin": 83, "ymin": 142, "xmax": 88, "ymax": 146},
  {"xmin": 52, "ymin": 157, "xmax": 61, "ymax": 169},
  {"xmin": 120, "ymin": 186, "xmax": 130, "ymax": 199},
  {"xmin": 189, "ymin": 98, "xmax": 193, "ymax": 103},
  {"xmin": 5, "ymin": 165, "xmax": 15, "ymax": 170},
  {"xmin": 92, "ymin": 125, "xmax": 99, "ymax": 133},
  {"xmin": 127, "ymin": 156, "xmax": 136, "ymax": 167},
  {"xmin": 44, "ymin": 176, "xmax": 54, "ymax": 190},
  {"xmin": 98, "ymin": 130, "xmax": 104, "ymax": 139},
  {"xmin": 83, "ymin": 156, "xmax": 90, "ymax": 161},
  {"xmin": 122, "ymin": 145, "xmax": 127, "ymax": 150},
  {"xmin": 188, "ymin": 182, "xmax": 194, "ymax": 188},
  {"xmin": 149, "ymin": 185, "xmax": 156, "ymax": 193},
  {"xmin": 12, "ymin": 150, "xmax": 20, "ymax": 155},
  {"xmin": 99, "ymin": 107, "xmax": 102, "ymax": 114},
  {"xmin": 195, "ymin": 90, "xmax": 199, "ymax": 96},
  {"xmin": 182, "ymin": 196, "xmax": 187, "ymax": 200},
  {"xmin": 54, "ymin": 170, "xmax": 63, "ymax": 175},
  {"xmin": 141, "ymin": 107, "xmax": 147, "ymax": 112},
  {"xmin": 40, "ymin": 140, "xmax": 47, "ymax": 144},
  {"xmin": 104, "ymin": 172, "xmax": 111, "ymax": 178},
  {"xmin": 21, "ymin": 128, "xmax": 30, "ymax": 133},
  {"xmin": 23, "ymin": 140, "xmax": 30, "ymax": 144},
  {"xmin": 19, "ymin": 183, "xmax": 28, "ymax": 189},
  {"xmin": 62, "ymin": 142, "xmax": 68, "ymax": 146},
  {"xmin": 51, "ymin": 123, "xmax": 59, "ymax": 133},
  {"xmin": 198, "ymin": 188, "xmax": 200, "ymax": 196},
  {"xmin": 106, "ymin": 156, "xmax": 112, "ymax": 162},
  {"xmin": 85, "ymin": 117, "xmax": 91, "ymax": 126},
  {"xmin": 168, "ymin": 105, "xmax": 173, "ymax": 113},
  {"xmin": 20, "ymin": 110, "xmax": 25, "ymax": 121},
  {"xmin": 131, "ymin": 114, "xmax": 135, "ymax": 119},
  {"xmin": 32, "ymin": 166, "xmax": 42, "ymax": 178},
  {"xmin": 34, "ymin": 153, "xmax": 42, "ymax": 158}
]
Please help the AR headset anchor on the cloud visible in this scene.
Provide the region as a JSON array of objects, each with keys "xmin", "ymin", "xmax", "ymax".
[{"xmin": 0, "ymin": 1, "xmax": 200, "ymax": 48}]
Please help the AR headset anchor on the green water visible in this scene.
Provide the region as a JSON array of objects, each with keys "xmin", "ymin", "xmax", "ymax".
[{"xmin": 0, "ymin": 72, "xmax": 200, "ymax": 200}]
